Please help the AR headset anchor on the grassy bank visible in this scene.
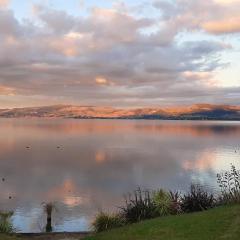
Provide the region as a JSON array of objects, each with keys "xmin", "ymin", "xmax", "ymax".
[
  {"xmin": 0, "ymin": 205, "xmax": 239, "ymax": 240},
  {"xmin": 85, "ymin": 204, "xmax": 240, "ymax": 240}
]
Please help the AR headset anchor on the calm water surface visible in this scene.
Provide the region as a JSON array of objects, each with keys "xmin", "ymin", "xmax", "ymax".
[{"xmin": 0, "ymin": 119, "xmax": 240, "ymax": 232}]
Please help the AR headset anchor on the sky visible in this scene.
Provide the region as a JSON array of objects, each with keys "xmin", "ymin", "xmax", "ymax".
[{"xmin": 0, "ymin": 0, "xmax": 240, "ymax": 108}]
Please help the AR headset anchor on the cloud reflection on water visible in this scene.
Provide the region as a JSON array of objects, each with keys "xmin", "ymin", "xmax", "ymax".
[{"xmin": 0, "ymin": 119, "xmax": 239, "ymax": 232}]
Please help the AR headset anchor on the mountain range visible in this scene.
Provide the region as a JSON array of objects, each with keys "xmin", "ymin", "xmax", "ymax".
[{"xmin": 0, "ymin": 104, "xmax": 240, "ymax": 120}]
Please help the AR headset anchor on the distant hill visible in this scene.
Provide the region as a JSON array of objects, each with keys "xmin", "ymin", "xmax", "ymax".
[{"xmin": 0, "ymin": 104, "xmax": 240, "ymax": 120}]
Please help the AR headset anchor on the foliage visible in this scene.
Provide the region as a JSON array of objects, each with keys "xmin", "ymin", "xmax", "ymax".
[
  {"xmin": 0, "ymin": 212, "xmax": 15, "ymax": 233},
  {"xmin": 152, "ymin": 189, "xmax": 171, "ymax": 216},
  {"xmin": 181, "ymin": 184, "xmax": 215, "ymax": 213},
  {"xmin": 90, "ymin": 165, "xmax": 240, "ymax": 233},
  {"xmin": 169, "ymin": 191, "xmax": 182, "ymax": 215},
  {"xmin": 92, "ymin": 212, "xmax": 125, "ymax": 232},
  {"xmin": 217, "ymin": 164, "xmax": 240, "ymax": 204},
  {"xmin": 120, "ymin": 188, "xmax": 158, "ymax": 223}
]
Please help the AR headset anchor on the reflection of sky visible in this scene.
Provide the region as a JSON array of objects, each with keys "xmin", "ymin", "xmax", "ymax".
[
  {"xmin": 12, "ymin": 207, "xmax": 43, "ymax": 233},
  {"xmin": 0, "ymin": 119, "xmax": 240, "ymax": 232}
]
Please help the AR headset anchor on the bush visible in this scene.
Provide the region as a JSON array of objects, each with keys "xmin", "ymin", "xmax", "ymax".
[
  {"xmin": 92, "ymin": 212, "xmax": 125, "ymax": 232},
  {"xmin": 153, "ymin": 189, "xmax": 172, "ymax": 216},
  {"xmin": 0, "ymin": 211, "xmax": 15, "ymax": 233},
  {"xmin": 217, "ymin": 164, "xmax": 240, "ymax": 204},
  {"xmin": 169, "ymin": 191, "xmax": 182, "ymax": 215},
  {"xmin": 181, "ymin": 184, "xmax": 215, "ymax": 213},
  {"xmin": 120, "ymin": 188, "xmax": 158, "ymax": 223}
]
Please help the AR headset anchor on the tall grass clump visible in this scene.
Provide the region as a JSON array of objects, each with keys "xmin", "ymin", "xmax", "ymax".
[
  {"xmin": 0, "ymin": 211, "xmax": 15, "ymax": 233},
  {"xmin": 217, "ymin": 164, "xmax": 240, "ymax": 204},
  {"xmin": 181, "ymin": 184, "xmax": 215, "ymax": 213},
  {"xmin": 152, "ymin": 189, "xmax": 172, "ymax": 216},
  {"xmin": 93, "ymin": 212, "xmax": 125, "ymax": 232},
  {"xmin": 169, "ymin": 191, "xmax": 182, "ymax": 215},
  {"xmin": 120, "ymin": 188, "xmax": 158, "ymax": 223},
  {"xmin": 153, "ymin": 190, "xmax": 182, "ymax": 216}
]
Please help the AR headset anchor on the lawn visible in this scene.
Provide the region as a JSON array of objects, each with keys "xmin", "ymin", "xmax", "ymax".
[{"xmin": 85, "ymin": 204, "xmax": 240, "ymax": 240}]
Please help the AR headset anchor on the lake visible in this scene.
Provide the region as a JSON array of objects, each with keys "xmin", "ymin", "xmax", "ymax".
[{"xmin": 0, "ymin": 119, "xmax": 239, "ymax": 232}]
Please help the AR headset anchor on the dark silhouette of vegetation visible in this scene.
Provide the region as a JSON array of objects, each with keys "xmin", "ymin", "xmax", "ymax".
[
  {"xmin": 169, "ymin": 191, "xmax": 182, "ymax": 215},
  {"xmin": 180, "ymin": 184, "xmax": 215, "ymax": 213},
  {"xmin": 217, "ymin": 164, "xmax": 240, "ymax": 204},
  {"xmin": 120, "ymin": 188, "xmax": 158, "ymax": 224}
]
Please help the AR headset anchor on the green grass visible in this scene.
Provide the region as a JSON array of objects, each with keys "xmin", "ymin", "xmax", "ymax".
[{"xmin": 85, "ymin": 205, "xmax": 240, "ymax": 240}]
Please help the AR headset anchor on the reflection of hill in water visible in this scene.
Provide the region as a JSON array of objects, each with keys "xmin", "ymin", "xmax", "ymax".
[{"xmin": 1, "ymin": 119, "xmax": 240, "ymax": 137}]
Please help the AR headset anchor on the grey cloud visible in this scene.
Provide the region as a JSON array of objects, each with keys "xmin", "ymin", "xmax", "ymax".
[
  {"xmin": 153, "ymin": 0, "xmax": 240, "ymax": 34},
  {"xmin": 0, "ymin": 2, "xmax": 239, "ymax": 108},
  {"xmin": 35, "ymin": 6, "xmax": 77, "ymax": 34},
  {"xmin": 0, "ymin": 10, "xmax": 19, "ymax": 36}
]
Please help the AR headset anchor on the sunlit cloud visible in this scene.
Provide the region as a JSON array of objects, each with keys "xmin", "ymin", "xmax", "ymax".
[
  {"xmin": 95, "ymin": 77, "xmax": 108, "ymax": 85},
  {"xmin": 214, "ymin": 0, "xmax": 240, "ymax": 4},
  {"xmin": 0, "ymin": 0, "xmax": 239, "ymax": 107},
  {"xmin": 203, "ymin": 17, "xmax": 240, "ymax": 34},
  {"xmin": 0, "ymin": 0, "xmax": 9, "ymax": 8}
]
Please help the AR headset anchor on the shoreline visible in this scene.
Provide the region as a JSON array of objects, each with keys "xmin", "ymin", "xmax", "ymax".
[{"xmin": 12, "ymin": 232, "xmax": 91, "ymax": 239}]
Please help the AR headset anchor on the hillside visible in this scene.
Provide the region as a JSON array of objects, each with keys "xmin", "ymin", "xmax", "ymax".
[
  {"xmin": 85, "ymin": 205, "xmax": 240, "ymax": 240},
  {"xmin": 0, "ymin": 104, "xmax": 240, "ymax": 120}
]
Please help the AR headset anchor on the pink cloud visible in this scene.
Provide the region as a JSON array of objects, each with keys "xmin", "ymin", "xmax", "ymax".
[
  {"xmin": 203, "ymin": 17, "xmax": 240, "ymax": 34},
  {"xmin": 0, "ymin": 0, "xmax": 9, "ymax": 8}
]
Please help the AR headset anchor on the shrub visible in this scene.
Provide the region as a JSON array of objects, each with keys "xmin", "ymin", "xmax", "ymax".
[
  {"xmin": 0, "ymin": 211, "xmax": 15, "ymax": 233},
  {"xmin": 217, "ymin": 164, "xmax": 240, "ymax": 204},
  {"xmin": 181, "ymin": 184, "xmax": 215, "ymax": 213},
  {"xmin": 169, "ymin": 191, "xmax": 182, "ymax": 215},
  {"xmin": 153, "ymin": 189, "xmax": 172, "ymax": 216},
  {"xmin": 120, "ymin": 188, "xmax": 158, "ymax": 223},
  {"xmin": 92, "ymin": 212, "xmax": 125, "ymax": 232}
]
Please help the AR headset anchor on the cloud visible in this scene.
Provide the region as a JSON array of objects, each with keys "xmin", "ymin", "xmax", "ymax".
[
  {"xmin": 154, "ymin": 0, "xmax": 240, "ymax": 35},
  {"xmin": 203, "ymin": 17, "xmax": 240, "ymax": 34},
  {"xmin": 0, "ymin": 0, "xmax": 9, "ymax": 8},
  {"xmin": 0, "ymin": 1, "xmax": 239, "ymax": 107},
  {"xmin": 214, "ymin": 0, "xmax": 240, "ymax": 5},
  {"xmin": 95, "ymin": 77, "xmax": 108, "ymax": 85}
]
